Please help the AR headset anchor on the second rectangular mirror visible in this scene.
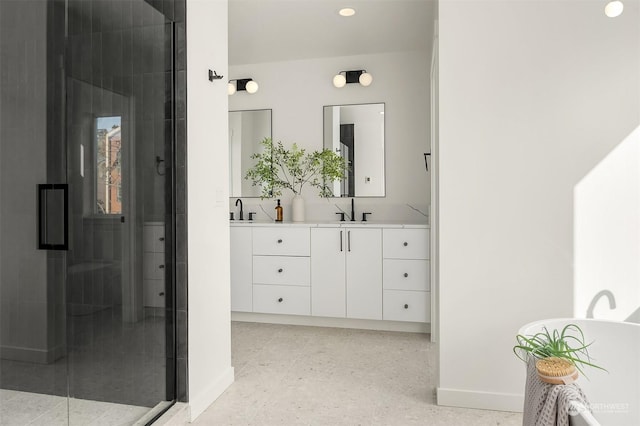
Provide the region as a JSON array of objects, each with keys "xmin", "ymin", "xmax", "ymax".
[
  {"xmin": 229, "ymin": 109, "xmax": 272, "ymax": 197},
  {"xmin": 323, "ymin": 103, "xmax": 385, "ymax": 197}
]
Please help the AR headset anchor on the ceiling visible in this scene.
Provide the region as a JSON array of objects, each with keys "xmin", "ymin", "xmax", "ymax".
[{"xmin": 228, "ymin": 0, "xmax": 436, "ymax": 66}]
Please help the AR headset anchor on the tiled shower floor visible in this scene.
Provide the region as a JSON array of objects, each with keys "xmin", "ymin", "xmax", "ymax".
[{"xmin": 0, "ymin": 389, "xmax": 149, "ymax": 425}]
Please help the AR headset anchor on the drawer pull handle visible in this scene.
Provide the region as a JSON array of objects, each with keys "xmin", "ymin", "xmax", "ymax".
[
  {"xmin": 159, "ymin": 292, "xmax": 165, "ymax": 296},
  {"xmin": 403, "ymin": 242, "xmax": 408, "ymax": 247},
  {"xmin": 404, "ymin": 273, "xmax": 409, "ymax": 278},
  {"xmin": 404, "ymin": 304, "xmax": 409, "ymax": 309},
  {"xmin": 159, "ymin": 265, "xmax": 165, "ymax": 269},
  {"xmin": 277, "ymin": 239, "xmax": 283, "ymax": 244},
  {"xmin": 278, "ymin": 297, "xmax": 283, "ymax": 303},
  {"xmin": 159, "ymin": 237, "xmax": 165, "ymax": 241},
  {"xmin": 278, "ymin": 268, "xmax": 283, "ymax": 273}
]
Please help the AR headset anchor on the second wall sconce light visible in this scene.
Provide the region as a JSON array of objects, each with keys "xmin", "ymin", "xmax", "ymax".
[
  {"xmin": 332, "ymin": 70, "xmax": 373, "ymax": 88},
  {"xmin": 228, "ymin": 78, "xmax": 259, "ymax": 95}
]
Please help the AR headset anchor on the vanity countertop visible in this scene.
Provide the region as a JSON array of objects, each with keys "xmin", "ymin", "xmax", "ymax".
[{"xmin": 230, "ymin": 221, "xmax": 429, "ymax": 229}]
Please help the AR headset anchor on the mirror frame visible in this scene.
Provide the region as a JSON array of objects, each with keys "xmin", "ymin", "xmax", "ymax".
[{"xmin": 323, "ymin": 102, "xmax": 386, "ymax": 198}]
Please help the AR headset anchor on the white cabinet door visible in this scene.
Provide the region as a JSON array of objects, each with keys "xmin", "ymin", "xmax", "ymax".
[
  {"xmin": 346, "ymin": 228, "xmax": 382, "ymax": 320},
  {"xmin": 231, "ymin": 227, "xmax": 253, "ymax": 312},
  {"xmin": 311, "ymin": 228, "xmax": 346, "ymax": 318}
]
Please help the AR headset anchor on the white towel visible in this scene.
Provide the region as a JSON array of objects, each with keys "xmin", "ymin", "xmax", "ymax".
[{"xmin": 523, "ymin": 356, "xmax": 592, "ymax": 426}]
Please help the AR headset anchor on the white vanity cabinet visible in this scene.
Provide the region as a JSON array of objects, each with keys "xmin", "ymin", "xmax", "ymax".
[
  {"xmin": 382, "ymin": 228, "xmax": 430, "ymax": 322},
  {"xmin": 230, "ymin": 226, "xmax": 253, "ymax": 312},
  {"xmin": 231, "ymin": 223, "xmax": 429, "ymax": 330},
  {"xmin": 310, "ymin": 227, "xmax": 382, "ymax": 320},
  {"xmin": 251, "ymin": 227, "xmax": 311, "ymax": 316}
]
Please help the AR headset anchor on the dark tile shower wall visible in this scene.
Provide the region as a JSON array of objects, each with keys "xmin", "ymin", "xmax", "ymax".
[
  {"xmin": 144, "ymin": 0, "xmax": 188, "ymax": 403},
  {"xmin": 145, "ymin": 0, "xmax": 188, "ymax": 403}
]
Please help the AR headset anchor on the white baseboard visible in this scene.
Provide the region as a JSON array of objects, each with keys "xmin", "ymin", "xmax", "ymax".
[
  {"xmin": 189, "ymin": 367, "xmax": 235, "ymax": 422},
  {"xmin": 232, "ymin": 312, "xmax": 430, "ymax": 334},
  {"xmin": 437, "ymin": 387, "xmax": 524, "ymax": 413}
]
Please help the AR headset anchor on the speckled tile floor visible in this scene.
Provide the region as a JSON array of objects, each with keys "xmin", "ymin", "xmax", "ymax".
[{"xmin": 190, "ymin": 322, "xmax": 522, "ymax": 426}]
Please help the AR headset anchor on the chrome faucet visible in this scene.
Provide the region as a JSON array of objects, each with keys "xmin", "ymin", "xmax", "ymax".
[
  {"xmin": 586, "ymin": 290, "xmax": 616, "ymax": 318},
  {"xmin": 235, "ymin": 198, "xmax": 244, "ymax": 221}
]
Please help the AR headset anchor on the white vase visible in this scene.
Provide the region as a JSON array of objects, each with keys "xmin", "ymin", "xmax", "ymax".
[{"xmin": 291, "ymin": 195, "xmax": 305, "ymax": 222}]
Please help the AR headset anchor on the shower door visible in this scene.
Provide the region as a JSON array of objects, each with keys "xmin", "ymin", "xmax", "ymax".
[
  {"xmin": 64, "ymin": 0, "xmax": 177, "ymax": 421},
  {"xmin": 0, "ymin": 1, "xmax": 177, "ymax": 424}
]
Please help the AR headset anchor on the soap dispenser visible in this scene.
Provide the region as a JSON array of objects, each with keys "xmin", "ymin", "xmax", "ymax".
[{"xmin": 275, "ymin": 199, "xmax": 283, "ymax": 222}]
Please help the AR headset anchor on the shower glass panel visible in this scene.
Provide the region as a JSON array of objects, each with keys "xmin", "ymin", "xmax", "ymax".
[{"xmin": 0, "ymin": 0, "xmax": 177, "ymax": 424}]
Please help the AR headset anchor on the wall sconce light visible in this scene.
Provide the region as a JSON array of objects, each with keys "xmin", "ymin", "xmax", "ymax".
[
  {"xmin": 604, "ymin": 0, "xmax": 624, "ymax": 17},
  {"xmin": 332, "ymin": 70, "xmax": 373, "ymax": 88},
  {"xmin": 228, "ymin": 78, "xmax": 259, "ymax": 95}
]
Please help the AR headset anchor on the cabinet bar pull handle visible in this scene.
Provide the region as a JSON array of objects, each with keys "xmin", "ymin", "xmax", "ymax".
[
  {"xmin": 278, "ymin": 268, "xmax": 283, "ymax": 273},
  {"xmin": 348, "ymin": 231, "xmax": 351, "ymax": 252},
  {"xmin": 159, "ymin": 265, "xmax": 165, "ymax": 269},
  {"xmin": 159, "ymin": 237, "xmax": 165, "ymax": 241},
  {"xmin": 159, "ymin": 292, "xmax": 165, "ymax": 296},
  {"xmin": 277, "ymin": 239, "xmax": 283, "ymax": 244},
  {"xmin": 340, "ymin": 230, "xmax": 343, "ymax": 252},
  {"xmin": 278, "ymin": 298, "xmax": 283, "ymax": 303},
  {"xmin": 404, "ymin": 273, "xmax": 409, "ymax": 278},
  {"xmin": 404, "ymin": 304, "xmax": 409, "ymax": 309}
]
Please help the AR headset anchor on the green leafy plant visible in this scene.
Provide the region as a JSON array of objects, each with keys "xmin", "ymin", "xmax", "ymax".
[
  {"xmin": 245, "ymin": 137, "xmax": 347, "ymax": 199},
  {"xmin": 513, "ymin": 323, "xmax": 606, "ymax": 375}
]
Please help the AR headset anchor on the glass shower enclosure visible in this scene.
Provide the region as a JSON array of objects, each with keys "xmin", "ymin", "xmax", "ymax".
[{"xmin": 0, "ymin": 0, "xmax": 178, "ymax": 424}]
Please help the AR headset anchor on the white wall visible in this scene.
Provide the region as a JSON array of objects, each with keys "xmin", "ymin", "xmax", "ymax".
[
  {"xmin": 186, "ymin": 0, "xmax": 234, "ymax": 420},
  {"xmin": 574, "ymin": 126, "xmax": 639, "ymax": 322},
  {"xmin": 438, "ymin": 0, "xmax": 639, "ymax": 412},
  {"xmin": 228, "ymin": 51, "xmax": 431, "ymax": 223}
]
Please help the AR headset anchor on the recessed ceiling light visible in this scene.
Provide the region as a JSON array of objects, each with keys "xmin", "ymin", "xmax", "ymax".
[{"xmin": 339, "ymin": 7, "xmax": 356, "ymax": 17}]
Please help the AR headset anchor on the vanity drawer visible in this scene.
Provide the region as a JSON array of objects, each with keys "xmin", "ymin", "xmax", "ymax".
[
  {"xmin": 253, "ymin": 256, "xmax": 310, "ymax": 286},
  {"xmin": 253, "ymin": 284, "xmax": 311, "ymax": 316},
  {"xmin": 383, "ymin": 229, "xmax": 429, "ymax": 260},
  {"xmin": 143, "ymin": 224, "xmax": 165, "ymax": 253},
  {"xmin": 143, "ymin": 252, "xmax": 165, "ymax": 280},
  {"xmin": 383, "ymin": 290, "xmax": 430, "ymax": 323},
  {"xmin": 252, "ymin": 227, "xmax": 310, "ymax": 256},
  {"xmin": 383, "ymin": 259, "xmax": 429, "ymax": 291}
]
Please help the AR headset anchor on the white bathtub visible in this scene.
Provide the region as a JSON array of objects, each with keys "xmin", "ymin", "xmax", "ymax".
[{"xmin": 519, "ymin": 318, "xmax": 640, "ymax": 426}]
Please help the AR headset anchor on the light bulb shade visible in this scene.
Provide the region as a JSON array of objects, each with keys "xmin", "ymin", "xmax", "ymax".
[
  {"xmin": 359, "ymin": 72, "xmax": 373, "ymax": 86},
  {"xmin": 228, "ymin": 82, "xmax": 236, "ymax": 95},
  {"xmin": 245, "ymin": 80, "xmax": 259, "ymax": 94},
  {"xmin": 333, "ymin": 74, "xmax": 346, "ymax": 88},
  {"xmin": 605, "ymin": 1, "xmax": 624, "ymax": 17}
]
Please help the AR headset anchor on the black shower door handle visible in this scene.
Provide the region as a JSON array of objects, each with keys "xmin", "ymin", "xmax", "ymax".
[{"xmin": 38, "ymin": 184, "xmax": 69, "ymax": 250}]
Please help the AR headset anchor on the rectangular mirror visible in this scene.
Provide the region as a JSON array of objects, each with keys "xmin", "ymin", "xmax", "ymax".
[
  {"xmin": 323, "ymin": 103, "xmax": 385, "ymax": 197},
  {"xmin": 229, "ymin": 109, "xmax": 272, "ymax": 197}
]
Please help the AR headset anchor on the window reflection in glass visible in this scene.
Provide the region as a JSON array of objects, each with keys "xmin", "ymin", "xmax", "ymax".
[{"xmin": 95, "ymin": 116, "xmax": 122, "ymax": 214}]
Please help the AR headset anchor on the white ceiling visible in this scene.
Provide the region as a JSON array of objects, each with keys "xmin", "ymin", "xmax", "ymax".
[{"xmin": 228, "ymin": 0, "xmax": 436, "ymax": 66}]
